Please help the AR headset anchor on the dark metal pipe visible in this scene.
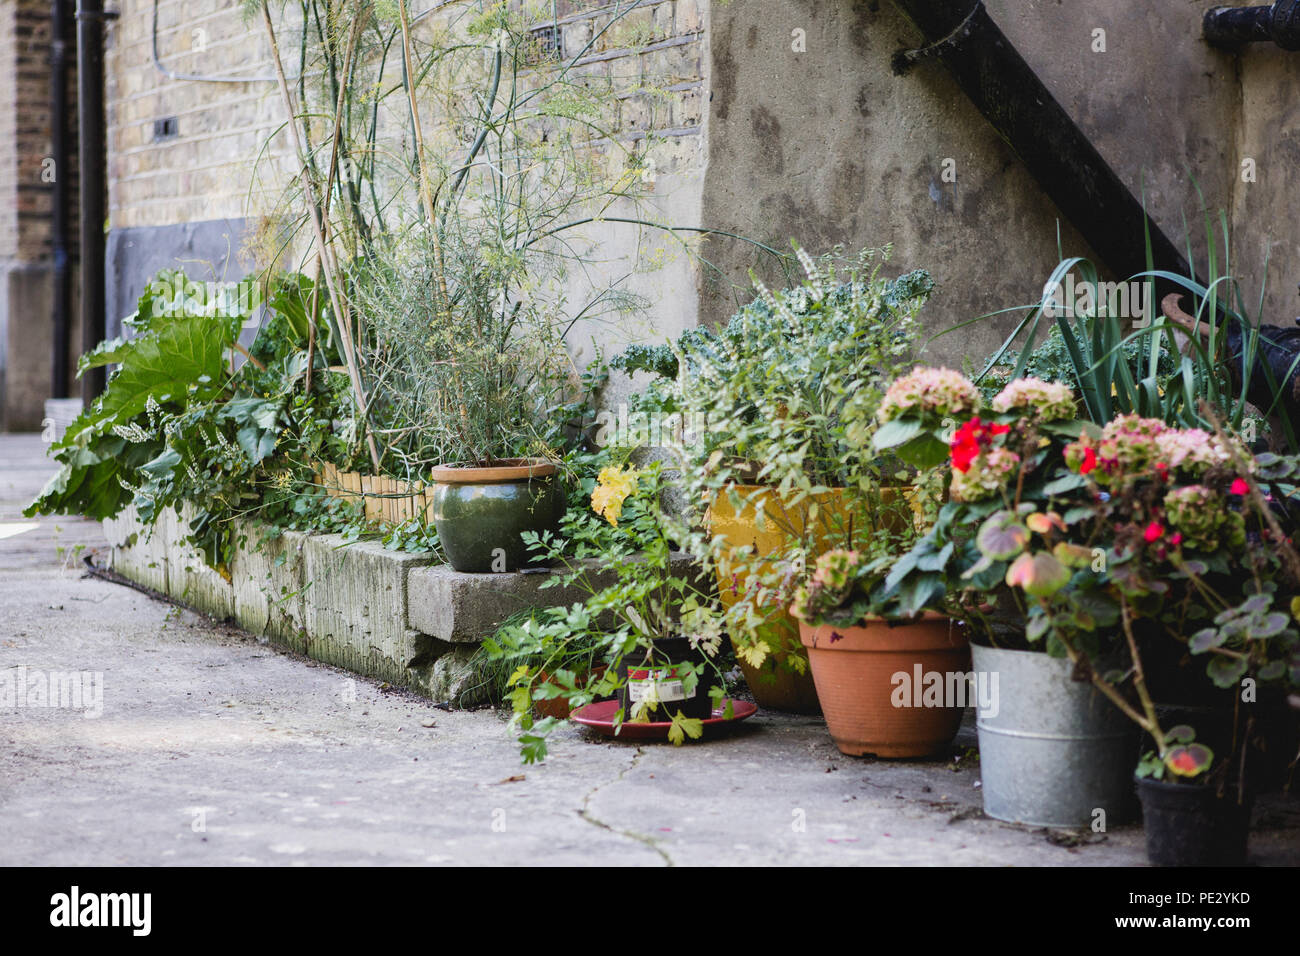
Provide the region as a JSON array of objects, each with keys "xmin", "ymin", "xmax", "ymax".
[
  {"xmin": 49, "ymin": 0, "xmax": 71, "ymax": 398},
  {"xmin": 75, "ymin": 0, "xmax": 112, "ymax": 404},
  {"xmin": 887, "ymin": 0, "xmax": 1191, "ymax": 286},
  {"xmin": 1205, "ymin": 2, "xmax": 1300, "ymax": 51}
]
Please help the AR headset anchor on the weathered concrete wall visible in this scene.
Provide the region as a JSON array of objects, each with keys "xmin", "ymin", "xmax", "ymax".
[
  {"xmin": 1234, "ymin": 45, "xmax": 1300, "ymax": 327},
  {"xmin": 104, "ymin": 217, "xmax": 256, "ymax": 339},
  {"xmin": 697, "ymin": 0, "xmax": 1268, "ymax": 369},
  {"xmin": 994, "ymin": 0, "xmax": 1239, "ymax": 273}
]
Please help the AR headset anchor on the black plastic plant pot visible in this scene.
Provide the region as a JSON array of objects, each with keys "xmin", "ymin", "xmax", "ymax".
[
  {"xmin": 1135, "ymin": 776, "xmax": 1253, "ymax": 867},
  {"xmin": 428, "ymin": 459, "xmax": 565, "ymax": 573},
  {"xmin": 618, "ymin": 637, "xmax": 721, "ymax": 723}
]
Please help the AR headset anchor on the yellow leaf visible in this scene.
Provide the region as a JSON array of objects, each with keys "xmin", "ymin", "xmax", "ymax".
[
  {"xmin": 736, "ymin": 639, "xmax": 771, "ymax": 669},
  {"xmin": 668, "ymin": 711, "xmax": 704, "ymax": 745}
]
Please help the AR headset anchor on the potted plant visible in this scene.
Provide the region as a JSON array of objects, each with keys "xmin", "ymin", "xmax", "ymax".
[
  {"xmin": 787, "ymin": 549, "xmax": 970, "ymax": 757},
  {"xmin": 890, "ymin": 368, "xmax": 1300, "ymax": 838},
  {"xmin": 351, "ymin": 229, "xmax": 574, "ymax": 573},
  {"xmin": 1045, "ymin": 428, "xmax": 1300, "ymax": 862},
  {"xmin": 427, "ymin": 459, "xmax": 567, "ymax": 573},
  {"xmin": 485, "ymin": 458, "xmax": 734, "ymax": 763},
  {"xmin": 877, "ymin": 369, "xmax": 1143, "ymax": 826},
  {"xmin": 1134, "ymin": 727, "xmax": 1253, "ymax": 866},
  {"xmin": 627, "ymin": 245, "xmax": 936, "ymax": 712},
  {"xmin": 340, "ymin": 6, "xmax": 690, "ymax": 574}
]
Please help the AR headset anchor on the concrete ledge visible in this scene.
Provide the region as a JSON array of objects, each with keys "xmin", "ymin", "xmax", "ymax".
[
  {"xmin": 165, "ymin": 504, "xmax": 235, "ymax": 620},
  {"xmin": 100, "ymin": 511, "xmax": 699, "ymax": 708},
  {"xmin": 408, "ymin": 562, "xmax": 604, "ymax": 643},
  {"xmin": 300, "ymin": 534, "xmax": 433, "ymax": 686},
  {"xmin": 230, "ymin": 526, "xmax": 308, "ymax": 644},
  {"xmin": 407, "ymin": 553, "xmax": 696, "ymax": 643},
  {"xmin": 102, "ymin": 506, "xmax": 169, "ymax": 594}
]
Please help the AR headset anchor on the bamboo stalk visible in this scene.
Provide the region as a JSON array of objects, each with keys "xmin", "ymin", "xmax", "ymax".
[
  {"xmin": 396, "ymin": 0, "xmax": 450, "ymax": 314},
  {"xmin": 359, "ymin": 475, "xmax": 376, "ymax": 524},
  {"xmin": 406, "ymin": 481, "xmax": 419, "ymax": 524},
  {"xmin": 321, "ymin": 4, "xmax": 366, "ymax": 227},
  {"xmin": 305, "ymin": 258, "xmax": 319, "ymax": 396},
  {"xmin": 260, "ymin": 0, "xmax": 381, "ymax": 473}
]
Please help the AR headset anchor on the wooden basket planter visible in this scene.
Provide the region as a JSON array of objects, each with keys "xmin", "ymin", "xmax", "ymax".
[{"xmin": 315, "ymin": 462, "xmax": 434, "ymax": 527}]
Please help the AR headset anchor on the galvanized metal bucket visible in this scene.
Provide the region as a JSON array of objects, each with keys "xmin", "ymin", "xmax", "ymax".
[{"xmin": 972, "ymin": 643, "xmax": 1139, "ymax": 828}]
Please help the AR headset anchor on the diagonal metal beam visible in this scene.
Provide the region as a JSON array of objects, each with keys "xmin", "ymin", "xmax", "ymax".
[{"xmin": 886, "ymin": 0, "xmax": 1190, "ymax": 284}]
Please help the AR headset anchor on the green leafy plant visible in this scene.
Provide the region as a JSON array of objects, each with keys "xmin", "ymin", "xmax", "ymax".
[
  {"xmin": 27, "ymin": 270, "xmax": 368, "ymax": 568},
  {"xmin": 632, "ymin": 245, "xmax": 939, "ymax": 668},
  {"xmin": 947, "ymin": 209, "xmax": 1298, "ymax": 449},
  {"xmin": 485, "ymin": 458, "xmax": 726, "ymax": 763},
  {"xmin": 28, "ymin": 272, "xmax": 248, "ymax": 523},
  {"xmin": 1136, "ymin": 725, "xmax": 1215, "ymax": 782},
  {"xmin": 974, "ymin": 322, "xmax": 1176, "ymax": 409}
]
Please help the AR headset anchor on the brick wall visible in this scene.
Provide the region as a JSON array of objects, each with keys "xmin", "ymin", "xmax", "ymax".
[
  {"xmin": 102, "ymin": 0, "xmax": 706, "ymax": 231},
  {"xmin": 0, "ymin": 2, "xmax": 17, "ymax": 260},
  {"xmin": 104, "ymin": 0, "xmax": 286, "ymax": 230},
  {"xmin": 0, "ymin": 0, "xmax": 81, "ymax": 429},
  {"xmin": 1, "ymin": 0, "xmax": 78, "ymax": 263},
  {"xmin": 557, "ymin": 0, "xmax": 706, "ymax": 174}
]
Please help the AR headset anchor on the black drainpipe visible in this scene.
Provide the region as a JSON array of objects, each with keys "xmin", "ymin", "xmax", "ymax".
[
  {"xmin": 49, "ymin": 0, "xmax": 72, "ymax": 399},
  {"xmin": 75, "ymin": 0, "xmax": 114, "ymax": 405},
  {"xmin": 1204, "ymin": 1, "xmax": 1300, "ymax": 50},
  {"xmin": 887, "ymin": 0, "xmax": 1191, "ymax": 287}
]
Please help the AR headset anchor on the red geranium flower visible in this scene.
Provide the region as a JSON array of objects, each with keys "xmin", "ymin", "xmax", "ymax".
[
  {"xmin": 1230, "ymin": 478, "xmax": 1250, "ymax": 495},
  {"xmin": 1079, "ymin": 447, "xmax": 1097, "ymax": 475},
  {"xmin": 1143, "ymin": 521, "xmax": 1164, "ymax": 543},
  {"xmin": 950, "ymin": 417, "xmax": 1009, "ymax": 473}
]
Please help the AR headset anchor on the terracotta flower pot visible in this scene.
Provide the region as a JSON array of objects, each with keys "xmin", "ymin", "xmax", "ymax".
[
  {"xmin": 798, "ymin": 613, "xmax": 970, "ymax": 758},
  {"xmin": 533, "ymin": 665, "xmax": 608, "ymax": 721}
]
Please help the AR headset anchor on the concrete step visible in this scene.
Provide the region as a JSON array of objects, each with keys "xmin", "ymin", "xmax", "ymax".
[{"xmin": 100, "ymin": 505, "xmax": 700, "ymax": 709}]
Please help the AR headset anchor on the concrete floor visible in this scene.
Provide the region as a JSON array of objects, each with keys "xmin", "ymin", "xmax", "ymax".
[{"xmin": 2, "ymin": 433, "xmax": 1297, "ymax": 866}]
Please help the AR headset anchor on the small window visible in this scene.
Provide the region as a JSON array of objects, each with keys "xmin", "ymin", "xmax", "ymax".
[
  {"xmin": 152, "ymin": 117, "xmax": 179, "ymax": 142},
  {"xmin": 523, "ymin": 23, "xmax": 563, "ymax": 64}
]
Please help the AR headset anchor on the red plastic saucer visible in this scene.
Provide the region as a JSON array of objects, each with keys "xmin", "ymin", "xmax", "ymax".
[{"xmin": 570, "ymin": 698, "xmax": 758, "ymax": 741}]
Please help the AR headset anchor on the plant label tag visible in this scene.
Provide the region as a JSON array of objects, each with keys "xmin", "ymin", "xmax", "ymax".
[{"xmin": 626, "ymin": 665, "xmax": 693, "ymax": 703}]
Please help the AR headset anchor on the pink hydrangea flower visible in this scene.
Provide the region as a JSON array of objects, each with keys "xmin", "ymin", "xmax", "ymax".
[
  {"xmin": 878, "ymin": 367, "xmax": 981, "ymax": 423},
  {"xmin": 991, "ymin": 377, "xmax": 1077, "ymax": 421}
]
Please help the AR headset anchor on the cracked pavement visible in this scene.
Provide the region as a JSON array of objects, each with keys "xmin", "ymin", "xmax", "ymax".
[{"xmin": 3, "ymin": 434, "xmax": 1298, "ymax": 866}]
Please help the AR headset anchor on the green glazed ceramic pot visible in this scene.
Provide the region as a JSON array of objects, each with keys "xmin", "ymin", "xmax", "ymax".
[{"xmin": 429, "ymin": 458, "xmax": 566, "ymax": 573}]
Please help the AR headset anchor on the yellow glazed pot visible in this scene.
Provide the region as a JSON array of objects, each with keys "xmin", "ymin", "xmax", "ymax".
[{"xmin": 707, "ymin": 484, "xmax": 920, "ymax": 715}]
